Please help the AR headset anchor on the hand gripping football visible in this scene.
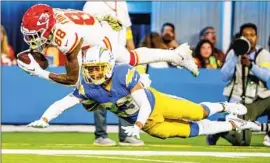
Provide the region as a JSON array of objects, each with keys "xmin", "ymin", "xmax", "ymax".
[{"xmin": 17, "ymin": 50, "xmax": 49, "ymax": 69}]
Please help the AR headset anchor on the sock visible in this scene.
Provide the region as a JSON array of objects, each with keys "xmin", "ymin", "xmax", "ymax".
[
  {"xmin": 207, "ymin": 112, "xmax": 228, "ymax": 121},
  {"xmin": 200, "ymin": 102, "xmax": 224, "ymax": 117},
  {"xmin": 262, "ymin": 123, "xmax": 270, "ymax": 132},
  {"xmin": 134, "ymin": 48, "xmax": 177, "ymax": 64},
  {"xmin": 189, "ymin": 122, "xmax": 200, "ymax": 137},
  {"xmin": 197, "ymin": 119, "xmax": 233, "ymax": 135}
]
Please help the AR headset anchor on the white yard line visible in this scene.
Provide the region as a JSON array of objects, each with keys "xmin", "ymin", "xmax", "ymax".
[
  {"xmin": 71, "ymin": 155, "xmax": 197, "ymax": 163},
  {"xmin": 2, "ymin": 149, "xmax": 270, "ymax": 158},
  {"xmin": 1, "ymin": 125, "xmax": 265, "ymax": 135},
  {"xmin": 1, "ymin": 125, "xmax": 119, "ymax": 133}
]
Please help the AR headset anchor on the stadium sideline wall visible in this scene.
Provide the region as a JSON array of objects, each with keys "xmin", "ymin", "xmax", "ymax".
[{"xmin": 2, "ymin": 67, "xmax": 267, "ymax": 124}]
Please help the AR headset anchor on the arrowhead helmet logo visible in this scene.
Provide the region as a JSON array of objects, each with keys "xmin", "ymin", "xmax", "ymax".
[{"xmin": 37, "ymin": 13, "xmax": 50, "ymax": 27}]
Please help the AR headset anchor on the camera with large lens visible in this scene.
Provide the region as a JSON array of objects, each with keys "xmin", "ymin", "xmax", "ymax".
[{"xmin": 232, "ymin": 36, "xmax": 251, "ymax": 56}]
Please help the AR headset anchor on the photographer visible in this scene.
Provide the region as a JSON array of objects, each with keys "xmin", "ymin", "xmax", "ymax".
[{"xmin": 207, "ymin": 23, "xmax": 270, "ymax": 146}]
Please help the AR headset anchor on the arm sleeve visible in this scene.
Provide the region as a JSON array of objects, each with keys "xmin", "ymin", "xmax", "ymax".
[
  {"xmin": 250, "ymin": 50, "xmax": 270, "ymax": 88},
  {"xmin": 41, "ymin": 93, "xmax": 81, "ymax": 122},
  {"xmin": 250, "ymin": 64, "xmax": 270, "ymax": 82},
  {"xmin": 267, "ymin": 78, "xmax": 270, "ymax": 89},
  {"xmin": 221, "ymin": 50, "xmax": 238, "ymax": 82},
  {"xmin": 131, "ymin": 89, "xmax": 152, "ymax": 126}
]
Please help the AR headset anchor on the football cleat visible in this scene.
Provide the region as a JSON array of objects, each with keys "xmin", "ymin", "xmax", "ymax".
[
  {"xmin": 245, "ymin": 121, "xmax": 261, "ymax": 131},
  {"xmin": 226, "ymin": 114, "xmax": 247, "ymax": 130},
  {"xmin": 174, "ymin": 43, "xmax": 199, "ymax": 76},
  {"xmin": 263, "ymin": 135, "xmax": 270, "ymax": 147},
  {"xmin": 221, "ymin": 102, "xmax": 247, "ymax": 116}
]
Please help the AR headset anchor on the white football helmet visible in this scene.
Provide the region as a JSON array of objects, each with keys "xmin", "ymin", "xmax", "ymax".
[{"xmin": 82, "ymin": 45, "xmax": 115, "ymax": 85}]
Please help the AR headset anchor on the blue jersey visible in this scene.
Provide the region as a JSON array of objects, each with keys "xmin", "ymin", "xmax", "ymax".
[{"xmin": 73, "ymin": 64, "xmax": 155, "ymax": 124}]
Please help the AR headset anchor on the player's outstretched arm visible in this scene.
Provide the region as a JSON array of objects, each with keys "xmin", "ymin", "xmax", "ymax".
[
  {"xmin": 48, "ymin": 39, "xmax": 84, "ymax": 85},
  {"xmin": 28, "ymin": 93, "xmax": 82, "ymax": 128},
  {"xmin": 121, "ymin": 82, "xmax": 152, "ymax": 139},
  {"xmin": 17, "ymin": 39, "xmax": 83, "ymax": 86}
]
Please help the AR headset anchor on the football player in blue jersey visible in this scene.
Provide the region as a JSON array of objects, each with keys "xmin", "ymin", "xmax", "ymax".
[{"xmin": 28, "ymin": 46, "xmax": 259, "ymax": 139}]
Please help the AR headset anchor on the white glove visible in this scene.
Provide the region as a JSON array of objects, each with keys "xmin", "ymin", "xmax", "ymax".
[
  {"xmin": 17, "ymin": 54, "xmax": 50, "ymax": 79},
  {"xmin": 174, "ymin": 43, "xmax": 199, "ymax": 76},
  {"xmin": 27, "ymin": 119, "xmax": 49, "ymax": 128},
  {"xmin": 121, "ymin": 125, "xmax": 141, "ymax": 139}
]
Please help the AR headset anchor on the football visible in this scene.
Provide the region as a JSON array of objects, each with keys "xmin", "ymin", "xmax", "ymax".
[{"xmin": 17, "ymin": 50, "xmax": 49, "ymax": 69}]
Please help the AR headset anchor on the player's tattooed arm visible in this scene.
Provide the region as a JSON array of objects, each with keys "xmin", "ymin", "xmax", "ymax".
[{"xmin": 49, "ymin": 39, "xmax": 83, "ymax": 85}]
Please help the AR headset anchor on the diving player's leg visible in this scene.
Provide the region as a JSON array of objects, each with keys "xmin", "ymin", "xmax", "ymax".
[
  {"xmin": 150, "ymin": 89, "xmax": 213, "ymax": 121},
  {"xmin": 111, "ymin": 39, "xmax": 176, "ymax": 67},
  {"xmin": 144, "ymin": 119, "xmax": 240, "ymax": 139},
  {"xmin": 100, "ymin": 19, "xmax": 191, "ymax": 68},
  {"xmin": 110, "ymin": 38, "xmax": 198, "ymax": 75},
  {"xmin": 194, "ymin": 113, "xmax": 254, "ymax": 137},
  {"xmin": 107, "ymin": 38, "xmax": 132, "ymax": 65},
  {"xmin": 110, "ymin": 44, "xmax": 183, "ymax": 67},
  {"xmin": 100, "ymin": 24, "xmax": 131, "ymax": 65},
  {"xmin": 133, "ymin": 48, "xmax": 179, "ymax": 65},
  {"xmin": 151, "ymin": 89, "xmax": 247, "ymax": 122},
  {"xmin": 150, "ymin": 88, "xmax": 205, "ymax": 121},
  {"xmin": 134, "ymin": 44, "xmax": 199, "ymax": 75},
  {"xmin": 200, "ymin": 102, "xmax": 247, "ymax": 117},
  {"xmin": 143, "ymin": 104, "xmax": 248, "ymax": 139},
  {"xmin": 112, "ymin": 43, "xmax": 180, "ymax": 67},
  {"xmin": 193, "ymin": 119, "xmax": 236, "ymax": 136},
  {"xmin": 162, "ymin": 98, "xmax": 206, "ymax": 121},
  {"xmin": 144, "ymin": 120, "xmax": 192, "ymax": 139},
  {"xmin": 111, "ymin": 40, "xmax": 168, "ymax": 67}
]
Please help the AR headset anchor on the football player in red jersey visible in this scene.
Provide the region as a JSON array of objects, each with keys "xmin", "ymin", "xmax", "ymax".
[{"xmin": 17, "ymin": 4, "xmax": 199, "ymax": 86}]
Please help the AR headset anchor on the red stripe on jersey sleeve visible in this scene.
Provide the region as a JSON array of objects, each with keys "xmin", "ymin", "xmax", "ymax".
[{"xmin": 129, "ymin": 51, "xmax": 137, "ymax": 66}]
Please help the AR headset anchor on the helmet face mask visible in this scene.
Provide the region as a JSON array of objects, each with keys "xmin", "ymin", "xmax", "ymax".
[
  {"xmin": 21, "ymin": 28, "xmax": 48, "ymax": 49},
  {"xmin": 21, "ymin": 4, "xmax": 56, "ymax": 50},
  {"xmin": 81, "ymin": 46, "xmax": 115, "ymax": 85},
  {"xmin": 82, "ymin": 62, "xmax": 112, "ymax": 85}
]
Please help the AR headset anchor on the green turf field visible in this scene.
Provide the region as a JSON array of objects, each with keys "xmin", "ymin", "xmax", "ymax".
[{"xmin": 2, "ymin": 132, "xmax": 270, "ymax": 163}]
